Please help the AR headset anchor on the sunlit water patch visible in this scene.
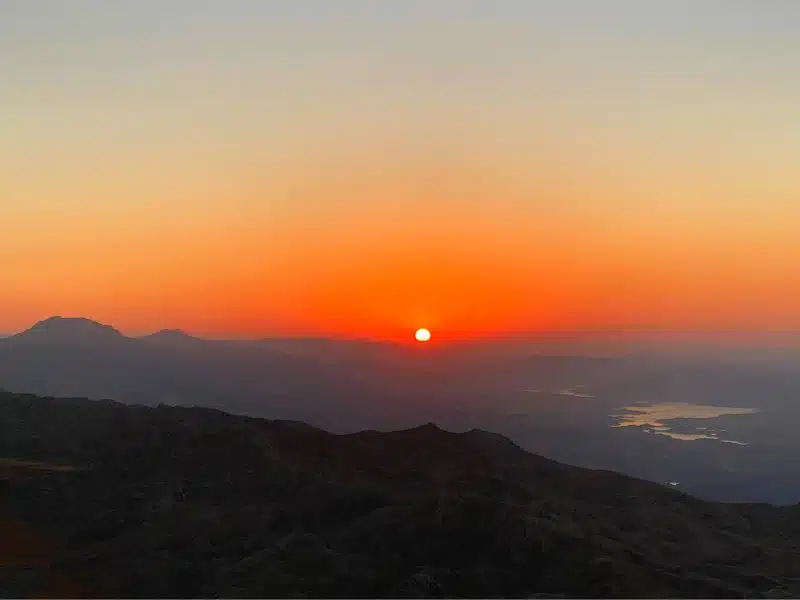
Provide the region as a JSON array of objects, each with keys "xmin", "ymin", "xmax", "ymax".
[
  {"xmin": 612, "ymin": 402, "xmax": 758, "ymax": 445},
  {"xmin": 524, "ymin": 386, "xmax": 595, "ymax": 398}
]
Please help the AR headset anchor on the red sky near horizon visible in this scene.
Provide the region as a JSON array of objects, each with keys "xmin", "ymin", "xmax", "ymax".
[{"xmin": 3, "ymin": 3, "xmax": 800, "ymax": 340}]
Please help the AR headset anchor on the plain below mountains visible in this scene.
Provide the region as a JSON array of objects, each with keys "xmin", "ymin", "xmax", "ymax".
[{"xmin": 2, "ymin": 391, "xmax": 800, "ymax": 598}]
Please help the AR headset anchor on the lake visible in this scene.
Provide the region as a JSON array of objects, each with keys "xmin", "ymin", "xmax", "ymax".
[{"xmin": 612, "ymin": 402, "xmax": 758, "ymax": 445}]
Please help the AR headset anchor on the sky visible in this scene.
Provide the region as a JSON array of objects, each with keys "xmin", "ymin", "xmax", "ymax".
[{"xmin": 2, "ymin": 1, "xmax": 800, "ymax": 340}]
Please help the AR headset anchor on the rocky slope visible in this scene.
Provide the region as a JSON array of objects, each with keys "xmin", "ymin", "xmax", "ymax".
[{"xmin": 1, "ymin": 391, "xmax": 799, "ymax": 598}]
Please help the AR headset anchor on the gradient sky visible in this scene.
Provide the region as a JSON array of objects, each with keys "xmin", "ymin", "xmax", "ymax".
[{"xmin": 2, "ymin": 1, "xmax": 800, "ymax": 339}]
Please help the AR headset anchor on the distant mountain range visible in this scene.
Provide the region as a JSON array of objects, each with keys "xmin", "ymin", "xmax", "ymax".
[
  {"xmin": 2, "ymin": 391, "xmax": 800, "ymax": 598},
  {"xmin": 6, "ymin": 316, "xmax": 210, "ymax": 347},
  {"xmin": 0, "ymin": 316, "xmax": 618, "ymax": 432}
]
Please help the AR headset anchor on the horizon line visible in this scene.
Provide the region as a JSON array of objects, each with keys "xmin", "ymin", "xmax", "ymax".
[{"xmin": 2, "ymin": 315, "xmax": 800, "ymax": 345}]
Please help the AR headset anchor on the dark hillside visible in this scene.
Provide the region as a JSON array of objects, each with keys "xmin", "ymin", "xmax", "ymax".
[{"xmin": 1, "ymin": 391, "xmax": 798, "ymax": 598}]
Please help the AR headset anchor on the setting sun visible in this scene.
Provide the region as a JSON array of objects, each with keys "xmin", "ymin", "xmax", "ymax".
[{"xmin": 415, "ymin": 328, "xmax": 431, "ymax": 343}]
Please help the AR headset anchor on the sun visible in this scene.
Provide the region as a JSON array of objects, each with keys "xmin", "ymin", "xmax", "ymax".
[{"xmin": 414, "ymin": 328, "xmax": 431, "ymax": 343}]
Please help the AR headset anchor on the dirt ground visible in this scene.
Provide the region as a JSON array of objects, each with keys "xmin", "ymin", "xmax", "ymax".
[{"xmin": 0, "ymin": 459, "xmax": 98, "ymax": 598}]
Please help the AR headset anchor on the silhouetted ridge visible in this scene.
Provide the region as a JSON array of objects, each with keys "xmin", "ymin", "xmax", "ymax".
[
  {"xmin": 349, "ymin": 424, "xmax": 527, "ymax": 459},
  {"xmin": 410, "ymin": 421, "xmax": 443, "ymax": 433},
  {"xmin": 11, "ymin": 316, "xmax": 125, "ymax": 343},
  {"xmin": 463, "ymin": 427, "xmax": 522, "ymax": 451}
]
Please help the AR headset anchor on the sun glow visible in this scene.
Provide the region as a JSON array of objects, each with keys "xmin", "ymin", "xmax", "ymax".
[{"xmin": 415, "ymin": 328, "xmax": 431, "ymax": 343}]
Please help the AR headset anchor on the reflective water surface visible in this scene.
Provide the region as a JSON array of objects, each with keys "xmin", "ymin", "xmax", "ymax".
[{"xmin": 612, "ymin": 402, "xmax": 758, "ymax": 445}]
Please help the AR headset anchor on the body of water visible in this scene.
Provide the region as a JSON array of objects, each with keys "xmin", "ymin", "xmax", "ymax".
[{"xmin": 612, "ymin": 402, "xmax": 758, "ymax": 445}]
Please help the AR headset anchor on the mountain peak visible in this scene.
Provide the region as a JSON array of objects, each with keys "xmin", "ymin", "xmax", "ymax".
[
  {"xmin": 141, "ymin": 329, "xmax": 200, "ymax": 343},
  {"xmin": 13, "ymin": 316, "xmax": 125, "ymax": 343},
  {"xmin": 408, "ymin": 422, "xmax": 444, "ymax": 434}
]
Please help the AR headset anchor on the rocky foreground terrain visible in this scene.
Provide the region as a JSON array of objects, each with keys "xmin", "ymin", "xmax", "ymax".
[{"xmin": 1, "ymin": 390, "xmax": 800, "ymax": 598}]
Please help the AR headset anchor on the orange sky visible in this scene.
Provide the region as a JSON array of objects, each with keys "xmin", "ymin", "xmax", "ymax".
[
  {"xmin": 2, "ymin": 2, "xmax": 800, "ymax": 339},
  {"xmin": 5, "ymin": 145, "xmax": 799, "ymax": 339}
]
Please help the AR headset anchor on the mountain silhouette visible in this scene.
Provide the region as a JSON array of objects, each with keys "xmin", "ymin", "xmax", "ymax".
[
  {"xmin": 11, "ymin": 316, "xmax": 126, "ymax": 345},
  {"xmin": 0, "ymin": 317, "xmax": 621, "ymax": 433},
  {"xmin": 0, "ymin": 317, "xmax": 387, "ymax": 424},
  {"xmin": 139, "ymin": 328, "xmax": 203, "ymax": 344}
]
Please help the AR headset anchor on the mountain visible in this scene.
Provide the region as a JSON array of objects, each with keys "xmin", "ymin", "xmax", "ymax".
[
  {"xmin": 9, "ymin": 316, "xmax": 125, "ymax": 345},
  {"xmin": 1, "ymin": 391, "xmax": 799, "ymax": 598},
  {"xmin": 0, "ymin": 317, "xmax": 393, "ymax": 428},
  {"xmin": 138, "ymin": 329, "xmax": 205, "ymax": 345}
]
